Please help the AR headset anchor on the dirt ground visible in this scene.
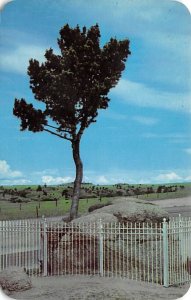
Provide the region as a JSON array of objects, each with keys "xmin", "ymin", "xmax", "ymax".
[
  {"xmin": 3, "ymin": 275, "xmax": 190, "ymax": 300},
  {"xmin": 149, "ymin": 196, "xmax": 191, "ymax": 208},
  {"xmin": 1, "ymin": 196, "xmax": 191, "ymax": 299},
  {"xmin": 147, "ymin": 196, "xmax": 191, "ymax": 217}
]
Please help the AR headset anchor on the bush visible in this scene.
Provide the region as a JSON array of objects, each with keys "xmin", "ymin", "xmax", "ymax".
[
  {"xmin": 18, "ymin": 190, "xmax": 27, "ymax": 198},
  {"xmin": 9, "ymin": 197, "xmax": 30, "ymax": 203},
  {"xmin": 88, "ymin": 202, "xmax": 112, "ymax": 213},
  {"xmin": 40, "ymin": 197, "xmax": 54, "ymax": 201},
  {"xmin": 36, "ymin": 185, "xmax": 42, "ymax": 192}
]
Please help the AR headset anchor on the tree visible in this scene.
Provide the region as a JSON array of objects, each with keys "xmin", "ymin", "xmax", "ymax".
[
  {"xmin": 13, "ymin": 24, "xmax": 131, "ymax": 220},
  {"xmin": 36, "ymin": 185, "xmax": 42, "ymax": 192}
]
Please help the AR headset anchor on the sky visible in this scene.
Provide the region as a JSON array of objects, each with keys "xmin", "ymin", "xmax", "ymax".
[{"xmin": 0, "ymin": 0, "xmax": 191, "ymax": 186}]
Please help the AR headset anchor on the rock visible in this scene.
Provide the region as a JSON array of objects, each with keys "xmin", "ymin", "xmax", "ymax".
[
  {"xmin": 71, "ymin": 212, "xmax": 118, "ymax": 240},
  {"xmin": 93, "ymin": 198, "xmax": 169, "ymax": 223},
  {"xmin": 0, "ymin": 267, "xmax": 32, "ymax": 292},
  {"xmin": 47, "ymin": 213, "xmax": 118, "ymax": 275},
  {"xmin": 72, "ymin": 212, "xmax": 118, "ymax": 224},
  {"xmin": 47, "ymin": 198, "xmax": 169, "ymax": 278},
  {"xmin": 49, "ymin": 232, "xmax": 99, "ymax": 275}
]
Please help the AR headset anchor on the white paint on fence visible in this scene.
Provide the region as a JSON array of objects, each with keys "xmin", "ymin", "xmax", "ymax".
[
  {"xmin": 0, "ymin": 216, "xmax": 191, "ymax": 287},
  {"xmin": 0, "ymin": 219, "xmax": 41, "ymax": 275}
]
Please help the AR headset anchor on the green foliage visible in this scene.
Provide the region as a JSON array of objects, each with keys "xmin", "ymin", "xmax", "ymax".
[{"xmin": 13, "ymin": 24, "xmax": 130, "ymax": 141}]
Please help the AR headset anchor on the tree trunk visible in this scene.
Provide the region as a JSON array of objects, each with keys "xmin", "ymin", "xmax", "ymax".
[{"xmin": 70, "ymin": 139, "xmax": 83, "ymax": 220}]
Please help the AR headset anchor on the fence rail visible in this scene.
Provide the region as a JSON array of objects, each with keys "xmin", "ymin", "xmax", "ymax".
[{"xmin": 0, "ymin": 216, "xmax": 191, "ymax": 287}]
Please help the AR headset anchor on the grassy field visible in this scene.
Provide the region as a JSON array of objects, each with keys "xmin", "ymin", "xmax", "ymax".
[
  {"xmin": 0, "ymin": 182, "xmax": 190, "ymax": 220},
  {"xmin": 138, "ymin": 190, "xmax": 190, "ymax": 200},
  {"xmin": 0, "ymin": 197, "xmax": 110, "ymax": 220}
]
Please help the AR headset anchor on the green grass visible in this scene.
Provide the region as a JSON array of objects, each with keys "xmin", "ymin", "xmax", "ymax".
[
  {"xmin": 0, "ymin": 197, "xmax": 110, "ymax": 220},
  {"xmin": 0, "ymin": 182, "xmax": 190, "ymax": 220}
]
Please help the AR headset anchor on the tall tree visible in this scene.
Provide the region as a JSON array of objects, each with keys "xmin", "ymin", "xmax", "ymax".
[{"xmin": 13, "ymin": 24, "xmax": 131, "ymax": 220}]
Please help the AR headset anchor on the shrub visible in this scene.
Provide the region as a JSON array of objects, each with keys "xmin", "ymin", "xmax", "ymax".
[
  {"xmin": 36, "ymin": 185, "xmax": 42, "ymax": 192},
  {"xmin": 40, "ymin": 197, "xmax": 54, "ymax": 201},
  {"xmin": 18, "ymin": 190, "xmax": 27, "ymax": 198},
  {"xmin": 88, "ymin": 202, "xmax": 112, "ymax": 213},
  {"xmin": 9, "ymin": 197, "xmax": 30, "ymax": 203}
]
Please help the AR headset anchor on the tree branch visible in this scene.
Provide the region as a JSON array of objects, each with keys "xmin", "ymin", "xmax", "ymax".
[
  {"xmin": 77, "ymin": 123, "xmax": 86, "ymax": 140},
  {"xmin": 44, "ymin": 124, "xmax": 72, "ymax": 134},
  {"xmin": 43, "ymin": 128, "xmax": 72, "ymax": 141},
  {"xmin": 76, "ymin": 115, "xmax": 94, "ymax": 140},
  {"xmin": 45, "ymin": 124, "xmax": 60, "ymax": 130}
]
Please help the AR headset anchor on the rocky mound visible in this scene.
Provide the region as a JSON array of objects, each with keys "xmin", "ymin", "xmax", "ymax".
[
  {"xmin": 46, "ymin": 198, "xmax": 169, "ymax": 280},
  {"xmin": 91, "ymin": 197, "xmax": 169, "ymax": 223},
  {"xmin": 72, "ymin": 197, "xmax": 168, "ymax": 224},
  {"xmin": 0, "ymin": 267, "xmax": 32, "ymax": 294},
  {"xmin": 72, "ymin": 212, "xmax": 118, "ymax": 224}
]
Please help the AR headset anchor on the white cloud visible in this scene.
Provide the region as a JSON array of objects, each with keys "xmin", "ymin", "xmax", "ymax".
[
  {"xmin": 0, "ymin": 45, "xmax": 47, "ymax": 74},
  {"xmin": 33, "ymin": 169, "xmax": 59, "ymax": 176},
  {"xmin": 95, "ymin": 175, "xmax": 109, "ymax": 185},
  {"xmin": 155, "ymin": 172, "xmax": 182, "ymax": 182},
  {"xmin": 0, "ymin": 164, "xmax": 190, "ymax": 186},
  {"xmin": 132, "ymin": 116, "xmax": 158, "ymax": 125},
  {"xmin": 0, "ymin": 160, "xmax": 23, "ymax": 179},
  {"xmin": 111, "ymin": 79, "xmax": 191, "ymax": 113},
  {"xmin": 83, "ymin": 168, "xmax": 191, "ymax": 185},
  {"xmin": 185, "ymin": 175, "xmax": 191, "ymax": 181},
  {"xmin": 41, "ymin": 175, "xmax": 73, "ymax": 185},
  {"xmin": 1, "ymin": 179, "xmax": 31, "ymax": 185},
  {"xmin": 142, "ymin": 133, "xmax": 190, "ymax": 144},
  {"xmin": 103, "ymin": 110, "xmax": 128, "ymax": 121}
]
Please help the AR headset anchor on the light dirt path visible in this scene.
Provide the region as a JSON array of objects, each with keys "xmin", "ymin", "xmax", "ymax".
[
  {"xmin": 147, "ymin": 196, "xmax": 191, "ymax": 217},
  {"xmin": 148, "ymin": 196, "xmax": 191, "ymax": 208}
]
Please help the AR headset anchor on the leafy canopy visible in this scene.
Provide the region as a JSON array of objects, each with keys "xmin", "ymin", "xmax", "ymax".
[{"xmin": 13, "ymin": 24, "xmax": 130, "ymax": 141}]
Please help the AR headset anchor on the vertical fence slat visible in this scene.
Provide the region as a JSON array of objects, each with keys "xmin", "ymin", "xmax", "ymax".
[
  {"xmin": 43, "ymin": 217, "xmax": 48, "ymax": 276},
  {"xmin": 163, "ymin": 218, "xmax": 169, "ymax": 287},
  {"xmin": 99, "ymin": 219, "xmax": 104, "ymax": 277}
]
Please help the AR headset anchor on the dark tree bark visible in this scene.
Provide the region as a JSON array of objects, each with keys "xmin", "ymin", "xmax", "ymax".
[{"xmin": 70, "ymin": 139, "xmax": 83, "ymax": 220}]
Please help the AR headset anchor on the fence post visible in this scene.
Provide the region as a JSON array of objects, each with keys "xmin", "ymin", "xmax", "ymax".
[
  {"xmin": 162, "ymin": 218, "xmax": 169, "ymax": 287},
  {"xmin": 99, "ymin": 219, "xmax": 104, "ymax": 277},
  {"xmin": 42, "ymin": 216, "xmax": 48, "ymax": 276}
]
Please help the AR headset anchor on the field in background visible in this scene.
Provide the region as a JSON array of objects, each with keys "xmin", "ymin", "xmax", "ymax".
[
  {"xmin": 0, "ymin": 182, "xmax": 191, "ymax": 220},
  {"xmin": 0, "ymin": 197, "xmax": 111, "ymax": 221}
]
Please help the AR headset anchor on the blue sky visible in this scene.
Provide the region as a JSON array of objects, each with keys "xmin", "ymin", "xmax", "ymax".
[{"xmin": 0, "ymin": 0, "xmax": 191, "ymax": 185}]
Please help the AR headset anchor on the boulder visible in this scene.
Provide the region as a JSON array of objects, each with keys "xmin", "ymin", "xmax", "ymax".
[
  {"xmin": 47, "ymin": 198, "xmax": 169, "ymax": 278},
  {"xmin": 72, "ymin": 212, "xmax": 118, "ymax": 224},
  {"xmin": 49, "ymin": 232, "xmax": 99, "ymax": 275},
  {"xmin": 0, "ymin": 267, "xmax": 32, "ymax": 292},
  {"xmin": 93, "ymin": 198, "xmax": 169, "ymax": 223}
]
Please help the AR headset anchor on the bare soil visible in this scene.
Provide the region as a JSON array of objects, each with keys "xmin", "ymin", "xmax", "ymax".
[
  {"xmin": 4, "ymin": 275, "xmax": 190, "ymax": 300},
  {"xmin": 148, "ymin": 196, "xmax": 191, "ymax": 208},
  {"xmin": 147, "ymin": 196, "xmax": 191, "ymax": 217}
]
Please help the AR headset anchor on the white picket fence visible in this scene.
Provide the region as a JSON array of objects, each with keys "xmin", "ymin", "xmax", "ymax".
[{"xmin": 0, "ymin": 216, "xmax": 191, "ymax": 287}]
